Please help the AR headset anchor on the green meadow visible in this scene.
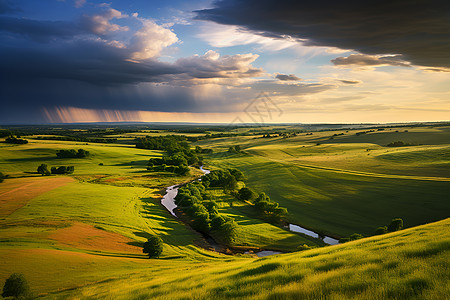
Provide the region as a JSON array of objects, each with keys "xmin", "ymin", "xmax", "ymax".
[
  {"xmin": 199, "ymin": 126, "xmax": 450, "ymax": 238},
  {"xmin": 0, "ymin": 124, "xmax": 449, "ymax": 299}
]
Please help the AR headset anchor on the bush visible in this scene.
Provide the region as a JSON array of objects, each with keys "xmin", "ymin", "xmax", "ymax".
[
  {"xmin": 388, "ymin": 218, "xmax": 404, "ymax": 232},
  {"xmin": 238, "ymin": 187, "xmax": 256, "ymax": 201},
  {"xmin": 143, "ymin": 236, "xmax": 163, "ymax": 258},
  {"xmin": 2, "ymin": 273, "xmax": 30, "ymax": 298},
  {"xmin": 37, "ymin": 164, "xmax": 50, "ymax": 176},
  {"xmin": 374, "ymin": 226, "xmax": 388, "ymax": 235},
  {"xmin": 340, "ymin": 233, "xmax": 364, "ymax": 243}
]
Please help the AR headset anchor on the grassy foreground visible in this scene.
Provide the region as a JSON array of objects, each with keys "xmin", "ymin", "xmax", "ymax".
[{"xmin": 45, "ymin": 218, "xmax": 450, "ymax": 299}]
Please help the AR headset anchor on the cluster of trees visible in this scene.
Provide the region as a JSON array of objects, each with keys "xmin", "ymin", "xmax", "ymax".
[
  {"xmin": 261, "ymin": 132, "xmax": 298, "ymax": 139},
  {"xmin": 202, "ymin": 169, "xmax": 245, "ymax": 192},
  {"xmin": 143, "ymin": 236, "xmax": 163, "ymax": 258},
  {"xmin": 175, "ymin": 182, "xmax": 238, "ymax": 245},
  {"xmin": 138, "ymin": 136, "xmax": 201, "ymax": 175},
  {"xmin": 56, "ymin": 149, "xmax": 90, "ymax": 158},
  {"xmin": 136, "ymin": 135, "xmax": 188, "ymax": 152},
  {"xmin": 148, "ymin": 154, "xmax": 190, "ymax": 176},
  {"xmin": 374, "ymin": 218, "xmax": 404, "ymax": 235},
  {"xmin": 202, "ymin": 169, "xmax": 287, "ymax": 223},
  {"xmin": 195, "ymin": 146, "xmax": 213, "ymax": 154},
  {"xmin": 386, "ymin": 141, "xmax": 414, "ymax": 147},
  {"xmin": 186, "ymin": 132, "xmax": 241, "ymax": 142},
  {"xmin": 252, "ymin": 192, "xmax": 288, "ymax": 222},
  {"xmin": 51, "ymin": 166, "xmax": 75, "ymax": 174},
  {"xmin": 238, "ymin": 187, "xmax": 288, "ymax": 222},
  {"xmin": 5, "ymin": 136, "xmax": 28, "ymax": 144},
  {"xmin": 340, "ymin": 218, "xmax": 404, "ymax": 243},
  {"xmin": 37, "ymin": 164, "xmax": 74, "ymax": 175}
]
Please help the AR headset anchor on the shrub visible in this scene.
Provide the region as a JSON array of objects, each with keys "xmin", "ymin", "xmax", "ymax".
[
  {"xmin": 388, "ymin": 218, "xmax": 404, "ymax": 232},
  {"xmin": 238, "ymin": 187, "xmax": 256, "ymax": 201},
  {"xmin": 143, "ymin": 236, "xmax": 163, "ymax": 258},
  {"xmin": 2, "ymin": 273, "xmax": 30, "ymax": 298},
  {"xmin": 340, "ymin": 233, "xmax": 364, "ymax": 243},
  {"xmin": 374, "ymin": 226, "xmax": 388, "ymax": 235}
]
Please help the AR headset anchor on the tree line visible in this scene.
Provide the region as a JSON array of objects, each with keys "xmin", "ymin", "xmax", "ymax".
[
  {"xmin": 37, "ymin": 164, "xmax": 74, "ymax": 175},
  {"xmin": 339, "ymin": 218, "xmax": 404, "ymax": 243},
  {"xmin": 56, "ymin": 149, "xmax": 90, "ymax": 158},
  {"xmin": 4, "ymin": 136, "xmax": 28, "ymax": 144}
]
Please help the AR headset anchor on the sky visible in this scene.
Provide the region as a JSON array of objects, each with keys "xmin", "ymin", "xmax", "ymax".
[{"xmin": 0, "ymin": 0, "xmax": 449, "ymax": 124}]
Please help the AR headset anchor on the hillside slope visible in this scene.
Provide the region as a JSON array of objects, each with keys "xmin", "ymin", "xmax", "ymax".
[{"xmin": 52, "ymin": 218, "xmax": 450, "ymax": 299}]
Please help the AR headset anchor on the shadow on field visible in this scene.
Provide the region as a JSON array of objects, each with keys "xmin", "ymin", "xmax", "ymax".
[
  {"xmin": 113, "ymin": 160, "xmax": 148, "ymax": 167},
  {"xmin": 7, "ymin": 156, "xmax": 57, "ymax": 162}
]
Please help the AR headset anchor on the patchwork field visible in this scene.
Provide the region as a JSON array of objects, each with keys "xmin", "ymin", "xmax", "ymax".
[
  {"xmin": 0, "ymin": 124, "xmax": 448, "ymax": 299},
  {"xmin": 199, "ymin": 126, "xmax": 450, "ymax": 237}
]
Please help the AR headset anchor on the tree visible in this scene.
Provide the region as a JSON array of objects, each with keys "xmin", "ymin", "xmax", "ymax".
[
  {"xmin": 388, "ymin": 218, "xmax": 403, "ymax": 232},
  {"xmin": 175, "ymin": 165, "xmax": 190, "ymax": 176},
  {"xmin": 143, "ymin": 236, "xmax": 163, "ymax": 258},
  {"xmin": 229, "ymin": 168, "xmax": 245, "ymax": 181},
  {"xmin": 2, "ymin": 273, "xmax": 30, "ymax": 298},
  {"xmin": 223, "ymin": 175, "xmax": 238, "ymax": 192},
  {"xmin": 0, "ymin": 171, "xmax": 6, "ymax": 183},
  {"xmin": 238, "ymin": 187, "xmax": 256, "ymax": 201},
  {"xmin": 37, "ymin": 164, "xmax": 50, "ymax": 176}
]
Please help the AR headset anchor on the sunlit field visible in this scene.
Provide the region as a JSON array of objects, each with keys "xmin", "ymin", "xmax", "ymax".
[{"xmin": 0, "ymin": 124, "xmax": 449, "ymax": 299}]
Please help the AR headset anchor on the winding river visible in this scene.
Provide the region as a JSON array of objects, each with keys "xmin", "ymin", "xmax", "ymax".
[{"xmin": 160, "ymin": 166, "xmax": 339, "ymax": 256}]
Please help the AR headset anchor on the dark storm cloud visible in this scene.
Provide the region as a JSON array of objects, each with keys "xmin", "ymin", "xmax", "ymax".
[
  {"xmin": 196, "ymin": 0, "xmax": 450, "ymax": 68},
  {"xmin": 0, "ymin": 0, "xmax": 20, "ymax": 15},
  {"xmin": 0, "ymin": 16, "xmax": 82, "ymax": 42},
  {"xmin": 0, "ymin": 14, "xmax": 264, "ymax": 123},
  {"xmin": 0, "ymin": 40, "xmax": 181, "ymax": 86},
  {"xmin": 276, "ymin": 74, "xmax": 301, "ymax": 81}
]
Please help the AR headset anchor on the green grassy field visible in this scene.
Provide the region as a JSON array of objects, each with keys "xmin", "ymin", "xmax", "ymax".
[
  {"xmin": 198, "ymin": 126, "xmax": 450, "ymax": 237},
  {"xmin": 0, "ymin": 136, "xmax": 323, "ymax": 297},
  {"xmin": 0, "ymin": 125, "xmax": 449, "ymax": 299},
  {"xmin": 38, "ymin": 218, "xmax": 450, "ymax": 299}
]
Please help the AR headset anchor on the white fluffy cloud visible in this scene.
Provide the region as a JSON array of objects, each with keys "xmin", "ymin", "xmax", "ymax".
[
  {"xmin": 129, "ymin": 19, "xmax": 178, "ymax": 60},
  {"xmin": 80, "ymin": 7, "xmax": 128, "ymax": 35}
]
